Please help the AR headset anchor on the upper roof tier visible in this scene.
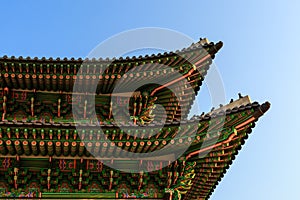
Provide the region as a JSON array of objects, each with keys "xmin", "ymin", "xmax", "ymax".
[
  {"xmin": 0, "ymin": 38, "xmax": 223, "ymax": 121},
  {"xmin": 0, "ymin": 39, "xmax": 222, "ymax": 93}
]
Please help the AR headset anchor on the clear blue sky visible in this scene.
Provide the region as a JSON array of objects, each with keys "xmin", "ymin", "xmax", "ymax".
[{"xmin": 0, "ymin": 1, "xmax": 299, "ymax": 199}]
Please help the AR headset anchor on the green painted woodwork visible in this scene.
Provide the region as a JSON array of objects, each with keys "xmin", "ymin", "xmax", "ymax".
[{"xmin": 42, "ymin": 192, "xmax": 116, "ymax": 198}]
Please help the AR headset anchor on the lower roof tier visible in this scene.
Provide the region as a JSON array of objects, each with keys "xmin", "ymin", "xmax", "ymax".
[
  {"xmin": 0, "ymin": 96, "xmax": 270, "ymax": 199},
  {"xmin": 0, "ymin": 97, "xmax": 270, "ymax": 159}
]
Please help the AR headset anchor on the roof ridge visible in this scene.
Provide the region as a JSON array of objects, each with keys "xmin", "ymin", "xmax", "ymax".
[{"xmin": 0, "ymin": 39, "xmax": 222, "ymax": 63}]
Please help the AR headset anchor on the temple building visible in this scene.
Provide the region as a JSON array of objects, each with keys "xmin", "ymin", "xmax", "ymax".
[{"xmin": 0, "ymin": 38, "xmax": 270, "ymax": 199}]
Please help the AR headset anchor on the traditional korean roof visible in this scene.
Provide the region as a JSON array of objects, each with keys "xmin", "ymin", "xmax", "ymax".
[{"xmin": 0, "ymin": 38, "xmax": 271, "ymax": 199}]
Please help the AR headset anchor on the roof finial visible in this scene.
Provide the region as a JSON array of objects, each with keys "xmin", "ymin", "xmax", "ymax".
[{"xmin": 200, "ymin": 38, "xmax": 210, "ymax": 46}]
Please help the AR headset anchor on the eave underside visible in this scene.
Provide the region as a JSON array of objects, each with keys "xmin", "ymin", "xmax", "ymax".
[{"xmin": 0, "ymin": 97, "xmax": 270, "ymax": 199}]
